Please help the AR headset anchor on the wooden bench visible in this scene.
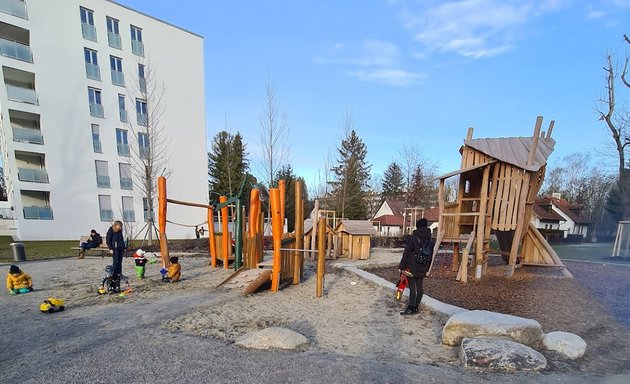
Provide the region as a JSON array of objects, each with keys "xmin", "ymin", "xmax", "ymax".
[{"xmin": 70, "ymin": 236, "xmax": 111, "ymax": 257}]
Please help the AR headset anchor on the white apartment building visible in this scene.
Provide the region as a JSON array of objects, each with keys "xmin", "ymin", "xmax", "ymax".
[{"xmin": 0, "ymin": 0, "xmax": 207, "ymax": 240}]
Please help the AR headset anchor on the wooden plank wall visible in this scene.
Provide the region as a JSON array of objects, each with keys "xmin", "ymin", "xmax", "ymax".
[
  {"xmin": 243, "ymin": 233, "xmax": 263, "ymax": 269},
  {"xmin": 279, "ymin": 236, "xmax": 297, "ymax": 282}
]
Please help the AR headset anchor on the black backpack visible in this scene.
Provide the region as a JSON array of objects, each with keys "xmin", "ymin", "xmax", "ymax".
[{"xmin": 412, "ymin": 236, "xmax": 433, "ymax": 265}]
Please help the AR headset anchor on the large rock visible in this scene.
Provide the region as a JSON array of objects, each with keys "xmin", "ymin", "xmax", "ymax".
[
  {"xmin": 235, "ymin": 327, "xmax": 309, "ymax": 350},
  {"xmin": 460, "ymin": 337, "xmax": 547, "ymax": 371},
  {"xmin": 543, "ymin": 331, "xmax": 587, "ymax": 360},
  {"xmin": 442, "ymin": 310, "xmax": 544, "ymax": 347}
]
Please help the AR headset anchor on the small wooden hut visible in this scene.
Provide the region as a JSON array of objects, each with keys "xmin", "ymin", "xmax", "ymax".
[
  {"xmin": 334, "ymin": 220, "xmax": 377, "ymax": 260},
  {"xmin": 431, "ymin": 116, "xmax": 572, "ymax": 279}
]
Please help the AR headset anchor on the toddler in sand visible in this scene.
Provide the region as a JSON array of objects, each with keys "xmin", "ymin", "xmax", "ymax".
[
  {"xmin": 162, "ymin": 256, "xmax": 181, "ymax": 283},
  {"xmin": 6, "ymin": 265, "xmax": 33, "ymax": 294}
]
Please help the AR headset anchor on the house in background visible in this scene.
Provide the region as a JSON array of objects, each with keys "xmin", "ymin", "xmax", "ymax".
[
  {"xmin": 532, "ymin": 194, "xmax": 590, "ymax": 240},
  {"xmin": 372, "ymin": 200, "xmax": 440, "ymax": 237}
]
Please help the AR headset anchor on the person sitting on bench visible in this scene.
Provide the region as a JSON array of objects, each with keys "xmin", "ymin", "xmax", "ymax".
[{"xmin": 79, "ymin": 229, "xmax": 103, "ymax": 259}]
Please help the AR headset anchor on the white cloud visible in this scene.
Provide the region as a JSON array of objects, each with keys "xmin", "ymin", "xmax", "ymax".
[
  {"xmin": 587, "ymin": 9, "xmax": 606, "ymax": 19},
  {"xmin": 397, "ymin": 0, "xmax": 566, "ymax": 59},
  {"xmin": 347, "ymin": 69, "xmax": 425, "ymax": 87}
]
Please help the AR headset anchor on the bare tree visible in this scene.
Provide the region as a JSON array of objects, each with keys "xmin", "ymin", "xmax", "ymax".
[
  {"xmin": 257, "ymin": 77, "xmax": 290, "ymax": 189},
  {"xmin": 399, "ymin": 143, "xmax": 421, "ymax": 193},
  {"xmin": 599, "ymin": 53, "xmax": 628, "ymax": 178},
  {"xmin": 123, "ymin": 59, "xmax": 171, "ymax": 245}
]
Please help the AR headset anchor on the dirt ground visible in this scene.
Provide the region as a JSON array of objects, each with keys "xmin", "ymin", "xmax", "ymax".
[{"xmin": 368, "ymin": 253, "xmax": 630, "ymax": 374}]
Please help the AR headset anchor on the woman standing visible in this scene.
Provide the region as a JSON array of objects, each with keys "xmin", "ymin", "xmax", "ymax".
[{"xmin": 398, "ymin": 218, "xmax": 432, "ymax": 315}]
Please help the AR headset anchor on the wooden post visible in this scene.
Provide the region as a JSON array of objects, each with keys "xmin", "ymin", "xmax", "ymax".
[
  {"xmin": 234, "ymin": 198, "xmax": 243, "ymax": 270},
  {"xmin": 310, "ymin": 199, "xmax": 319, "ymax": 261},
  {"xmin": 219, "ymin": 195, "xmax": 229, "ymax": 269},
  {"xmin": 546, "ymin": 120, "xmax": 555, "ymax": 139},
  {"xmin": 270, "ymin": 188, "xmax": 282, "ymax": 292},
  {"xmin": 474, "ymin": 165, "xmax": 491, "ymax": 278},
  {"xmin": 279, "ymin": 180, "xmax": 286, "ymax": 236},
  {"xmin": 427, "ymin": 179, "xmax": 445, "ymax": 277},
  {"xmin": 294, "ymin": 181, "xmax": 304, "ymax": 284},
  {"xmin": 157, "ymin": 176, "xmax": 169, "ymax": 268},
  {"xmin": 316, "ymin": 217, "xmax": 326, "ymax": 298},
  {"xmin": 249, "ymin": 189, "xmax": 260, "ymax": 237},
  {"xmin": 527, "ymin": 116, "xmax": 543, "ymax": 166},
  {"xmin": 208, "ymin": 207, "xmax": 217, "ymax": 267},
  {"xmin": 507, "ymin": 173, "xmax": 531, "ymax": 277}
]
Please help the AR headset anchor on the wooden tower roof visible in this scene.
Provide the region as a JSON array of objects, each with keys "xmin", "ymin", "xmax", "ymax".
[{"xmin": 463, "ymin": 136, "xmax": 555, "ymax": 172}]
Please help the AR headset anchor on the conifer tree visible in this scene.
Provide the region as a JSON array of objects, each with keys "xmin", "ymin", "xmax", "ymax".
[{"xmin": 382, "ymin": 162, "xmax": 404, "ymax": 201}]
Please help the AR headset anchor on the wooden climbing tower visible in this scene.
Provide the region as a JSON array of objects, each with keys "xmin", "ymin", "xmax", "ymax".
[{"xmin": 430, "ymin": 116, "xmax": 572, "ymax": 280}]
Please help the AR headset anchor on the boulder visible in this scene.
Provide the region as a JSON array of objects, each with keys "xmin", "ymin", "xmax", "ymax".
[
  {"xmin": 460, "ymin": 337, "xmax": 547, "ymax": 371},
  {"xmin": 543, "ymin": 331, "xmax": 587, "ymax": 360},
  {"xmin": 235, "ymin": 327, "xmax": 309, "ymax": 350},
  {"xmin": 442, "ymin": 310, "xmax": 544, "ymax": 347}
]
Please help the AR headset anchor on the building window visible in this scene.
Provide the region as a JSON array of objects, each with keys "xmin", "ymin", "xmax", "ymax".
[
  {"xmin": 130, "ymin": 25, "xmax": 144, "ymax": 56},
  {"xmin": 0, "ymin": 0, "xmax": 28, "ymax": 19},
  {"xmin": 110, "ymin": 56, "xmax": 124, "ymax": 86},
  {"xmin": 92, "ymin": 124, "xmax": 102, "ymax": 153},
  {"xmin": 138, "ymin": 132, "xmax": 149, "ymax": 159},
  {"xmin": 119, "ymin": 163, "xmax": 132, "ymax": 190},
  {"xmin": 98, "ymin": 195, "xmax": 113, "ymax": 221},
  {"xmin": 106, "ymin": 16, "xmax": 121, "ymax": 49},
  {"xmin": 116, "ymin": 128, "xmax": 129, "ymax": 156},
  {"xmin": 122, "ymin": 196, "xmax": 135, "ymax": 221},
  {"xmin": 84, "ymin": 48, "xmax": 100, "ymax": 80},
  {"xmin": 138, "ymin": 63, "xmax": 146, "ymax": 92},
  {"xmin": 143, "ymin": 197, "xmax": 154, "ymax": 222},
  {"xmin": 95, "ymin": 160, "xmax": 110, "ymax": 188},
  {"xmin": 22, "ymin": 190, "xmax": 53, "ymax": 220},
  {"xmin": 118, "ymin": 94, "xmax": 127, "ymax": 122},
  {"xmin": 88, "ymin": 87, "xmax": 103, "ymax": 117},
  {"xmin": 136, "ymin": 98, "xmax": 147, "ymax": 126},
  {"xmin": 80, "ymin": 7, "xmax": 96, "ymax": 41}
]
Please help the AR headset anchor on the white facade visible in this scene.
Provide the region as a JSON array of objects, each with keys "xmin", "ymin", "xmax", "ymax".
[{"xmin": 0, "ymin": 0, "xmax": 207, "ymax": 240}]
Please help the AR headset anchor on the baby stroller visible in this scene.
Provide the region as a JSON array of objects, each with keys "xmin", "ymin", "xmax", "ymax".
[{"xmin": 98, "ymin": 265, "xmax": 129, "ymax": 294}]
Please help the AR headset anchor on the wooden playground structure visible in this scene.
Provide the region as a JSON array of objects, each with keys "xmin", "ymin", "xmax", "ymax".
[
  {"xmin": 157, "ymin": 177, "xmax": 327, "ymax": 296},
  {"xmin": 428, "ymin": 116, "xmax": 573, "ymax": 281}
]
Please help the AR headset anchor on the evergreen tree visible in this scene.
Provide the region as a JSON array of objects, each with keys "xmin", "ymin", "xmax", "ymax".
[
  {"xmin": 208, "ymin": 131, "xmax": 250, "ymax": 204},
  {"xmin": 330, "ymin": 129, "xmax": 371, "ymax": 219},
  {"xmin": 407, "ymin": 165, "xmax": 438, "ymax": 208},
  {"xmin": 382, "ymin": 162, "xmax": 404, "ymax": 201},
  {"xmin": 274, "ymin": 164, "xmax": 309, "ymax": 232}
]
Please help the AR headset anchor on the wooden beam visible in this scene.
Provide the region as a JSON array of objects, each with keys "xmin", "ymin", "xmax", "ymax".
[
  {"xmin": 466, "ymin": 127, "xmax": 474, "ymax": 140},
  {"xmin": 527, "ymin": 116, "xmax": 543, "ymax": 166},
  {"xmin": 546, "ymin": 120, "xmax": 555, "ymax": 139},
  {"xmin": 427, "ymin": 179, "xmax": 445, "ymax": 277},
  {"xmin": 507, "ymin": 173, "xmax": 531, "ymax": 277},
  {"xmin": 475, "ymin": 165, "xmax": 491, "ymax": 277}
]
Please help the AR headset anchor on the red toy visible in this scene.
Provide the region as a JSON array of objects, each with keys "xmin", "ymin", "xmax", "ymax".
[{"xmin": 395, "ymin": 269, "xmax": 413, "ymax": 301}]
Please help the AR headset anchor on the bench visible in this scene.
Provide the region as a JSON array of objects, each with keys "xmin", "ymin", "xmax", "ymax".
[{"xmin": 70, "ymin": 236, "xmax": 111, "ymax": 257}]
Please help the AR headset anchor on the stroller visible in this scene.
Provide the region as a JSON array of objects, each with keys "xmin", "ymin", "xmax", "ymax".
[{"xmin": 98, "ymin": 265, "xmax": 130, "ymax": 294}]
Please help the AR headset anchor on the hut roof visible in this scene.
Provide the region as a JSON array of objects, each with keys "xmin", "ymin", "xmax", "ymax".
[
  {"xmin": 464, "ymin": 136, "xmax": 555, "ymax": 172},
  {"xmin": 336, "ymin": 220, "xmax": 378, "ymax": 235}
]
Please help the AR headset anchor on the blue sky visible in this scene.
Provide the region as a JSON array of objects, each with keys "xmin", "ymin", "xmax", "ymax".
[{"xmin": 119, "ymin": 0, "xmax": 630, "ymax": 191}]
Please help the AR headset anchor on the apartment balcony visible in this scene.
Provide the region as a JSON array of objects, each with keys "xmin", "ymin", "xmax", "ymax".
[
  {"xmin": 123, "ymin": 210, "xmax": 135, "ymax": 221},
  {"xmin": 17, "ymin": 168, "xmax": 48, "ymax": 183},
  {"xmin": 86, "ymin": 63, "xmax": 100, "ymax": 81},
  {"xmin": 0, "ymin": 37, "xmax": 32, "ymax": 62},
  {"xmin": 90, "ymin": 103, "xmax": 104, "ymax": 118},
  {"xmin": 96, "ymin": 175, "xmax": 110, "ymax": 188},
  {"xmin": 117, "ymin": 143, "xmax": 130, "ymax": 156},
  {"xmin": 119, "ymin": 109, "xmax": 128, "ymax": 123},
  {"xmin": 111, "ymin": 70, "xmax": 124, "ymax": 87},
  {"xmin": 120, "ymin": 177, "xmax": 133, "ymax": 190},
  {"xmin": 82, "ymin": 22, "xmax": 97, "ymax": 41},
  {"xmin": 139, "ymin": 78, "xmax": 146, "ymax": 92},
  {"xmin": 108, "ymin": 31, "xmax": 121, "ymax": 49},
  {"xmin": 139, "ymin": 147, "xmax": 149, "ymax": 159},
  {"xmin": 6, "ymin": 83, "xmax": 37, "ymax": 104},
  {"xmin": 12, "ymin": 127, "xmax": 43, "ymax": 144},
  {"xmin": 93, "ymin": 138, "xmax": 102, "ymax": 153},
  {"xmin": 100, "ymin": 209, "xmax": 114, "ymax": 221},
  {"xmin": 131, "ymin": 40, "xmax": 144, "ymax": 56},
  {"xmin": 23, "ymin": 206, "xmax": 53, "ymax": 220},
  {"xmin": 0, "ymin": 207, "xmax": 15, "ymax": 219},
  {"xmin": 0, "ymin": 0, "xmax": 28, "ymax": 19},
  {"xmin": 137, "ymin": 112, "xmax": 147, "ymax": 126}
]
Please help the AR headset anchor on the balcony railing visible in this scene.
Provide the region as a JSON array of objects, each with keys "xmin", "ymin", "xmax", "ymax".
[
  {"xmin": 93, "ymin": 139, "xmax": 102, "ymax": 152},
  {"xmin": 0, "ymin": 0, "xmax": 28, "ymax": 19},
  {"xmin": 137, "ymin": 112, "xmax": 148, "ymax": 126},
  {"xmin": 120, "ymin": 177, "xmax": 133, "ymax": 190},
  {"xmin": 119, "ymin": 109, "xmax": 128, "ymax": 123},
  {"xmin": 90, "ymin": 103, "xmax": 104, "ymax": 117},
  {"xmin": 24, "ymin": 206, "xmax": 53, "ymax": 220},
  {"xmin": 6, "ymin": 84, "xmax": 38, "ymax": 105},
  {"xmin": 96, "ymin": 175, "xmax": 110, "ymax": 188},
  {"xmin": 17, "ymin": 168, "xmax": 48, "ymax": 183},
  {"xmin": 111, "ymin": 70, "xmax": 124, "ymax": 86},
  {"xmin": 86, "ymin": 63, "xmax": 100, "ymax": 80},
  {"xmin": 100, "ymin": 209, "xmax": 114, "ymax": 221},
  {"xmin": 131, "ymin": 39, "xmax": 144, "ymax": 56},
  {"xmin": 117, "ymin": 143, "xmax": 130, "ymax": 156},
  {"xmin": 82, "ymin": 22, "xmax": 97, "ymax": 41},
  {"xmin": 0, "ymin": 37, "xmax": 32, "ymax": 62},
  {"xmin": 123, "ymin": 210, "xmax": 135, "ymax": 222},
  {"xmin": 12, "ymin": 127, "xmax": 43, "ymax": 144},
  {"xmin": 0, "ymin": 208, "xmax": 15, "ymax": 219},
  {"xmin": 108, "ymin": 31, "xmax": 121, "ymax": 49},
  {"xmin": 139, "ymin": 78, "xmax": 146, "ymax": 92}
]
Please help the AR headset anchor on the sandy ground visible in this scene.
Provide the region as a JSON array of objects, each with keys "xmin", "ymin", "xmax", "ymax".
[{"xmin": 1, "ymin": 250, "xmax": 629, "ymax": 383}]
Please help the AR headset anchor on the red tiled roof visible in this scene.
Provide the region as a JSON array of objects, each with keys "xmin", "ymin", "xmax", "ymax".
[
  {"xmin": 385, "ymin": 200, "xmax": 407, "ymax": 216},
  {"xmin": 372, "ymin": 215, "xmax": 404, "ymax": 226},
  {"xmin": 423, "ymin": 206, "xmax": 440, "ymax": 222},
  {"xmin": 532, "ymin": 203, "xmax": 564, "ymax": 221},
  {"xmin": 536, "ymin": 196, "xmax": 590, "ymax": 224}
]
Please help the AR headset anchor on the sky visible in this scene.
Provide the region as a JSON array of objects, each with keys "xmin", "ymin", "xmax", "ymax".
[{"xmin": 119, "ymin": 0, "xmax": 630, "ymax": 192}]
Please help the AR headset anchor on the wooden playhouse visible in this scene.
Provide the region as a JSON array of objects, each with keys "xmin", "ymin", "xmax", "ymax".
[
  {"xmin": 430, "ymin": 116, "xmax": 572, "ymax": 280},
  {"xmin": 334, "ymin": 220, "xmax": 377, "ymax": 260}
]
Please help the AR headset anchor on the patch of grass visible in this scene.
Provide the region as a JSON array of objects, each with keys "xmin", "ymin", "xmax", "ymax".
[
  {"xmin": 552, "ymin": 242, "xmax": 630, "ymax": 264},
  {"xmin": 0, "ymin": 236, "xmax": 76, "ymax": 263}
]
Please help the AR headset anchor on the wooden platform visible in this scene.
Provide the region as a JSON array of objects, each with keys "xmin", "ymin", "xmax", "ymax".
[{"xmin": 220, "ymin": 268, "xmax": 272, "ymax": 295}]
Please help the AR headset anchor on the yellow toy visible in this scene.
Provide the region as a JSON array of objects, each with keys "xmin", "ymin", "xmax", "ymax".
[{"xmin": 40, "ymin": 297, "xmax": 65, "ymax": 313}]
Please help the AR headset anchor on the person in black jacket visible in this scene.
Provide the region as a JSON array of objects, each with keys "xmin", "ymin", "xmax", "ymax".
[
  {"xmin": 78, "ymin": 229, "xmax": 103, "ymax": 259},
  {"xmin": 398, "ymin": 218, "xmax": 432, "ymax": 315},
  {"xmin": 106, "ymin": 221, "xmax": 125, "ymax": 277}
]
